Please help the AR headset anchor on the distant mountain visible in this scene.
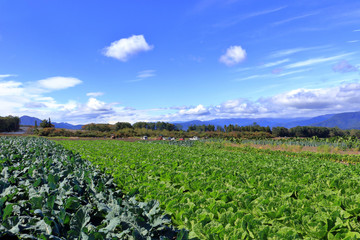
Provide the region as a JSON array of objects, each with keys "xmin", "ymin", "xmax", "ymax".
[
  {"xmin": 54, "ymin": 122, "xmax": 83, "ymax": 130},
  {"xmin": 204, "ymin": 117, "xmax": 310, "ymax": 129},
  {"xmin": 20, "ymin": 116, "xmax": 42, "ymax": 126},
  {"xmin": 20, "ymin": 116, "xmax": 83, "ymax": 130},
  {"xmin": 174, "ymin": 112, "xmax": 356, "ymax": 130},
  {"xmin": 312, "ymin": 112, "xmax": 360, "ymax": 129},
  {"xmin": 174, "ymin": 120, "xmax": 205, "ymax": 130},
  {"xmin": 20, "ymin": 111, "xmax": 360, "ymax": 131},
  {"xmin": 175, "ymin": 117, "xmax": 309, "ymax": 130},
  {"xmin": 281, "ymin": 114, "xmax": 335, "ymax": 128}
]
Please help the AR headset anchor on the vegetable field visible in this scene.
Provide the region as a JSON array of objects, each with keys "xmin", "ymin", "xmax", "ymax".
[
  {"xmin": 58, "ymin": 140, "xmax": 360, "ymax": 239},
  {"xmin": 0, "ymin": 137, "xmax": 184, "ymax": 239}
]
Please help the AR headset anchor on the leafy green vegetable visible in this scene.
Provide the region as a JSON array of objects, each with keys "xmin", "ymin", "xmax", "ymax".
[
  {"xmin": 58, "ymin": 139, "xmax": 360, "ymax": 239},
  {"xmin": 0, "ymin": 136, "xmax": 185, "ymax": 239}
]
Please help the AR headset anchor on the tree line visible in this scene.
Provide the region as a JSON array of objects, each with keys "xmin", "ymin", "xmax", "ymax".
[
  {"xmin": 272, "ymin": 126, "xmax": 360, "ymax": 138},
  {"xmin": 0, "ymin": 116, "xmax": 20, "ymax": 132},
  {"xmin": 33, "ymin": 119, "xmax": 360, "ymax": 139},
  {"xmin": 82, "ymin": 121, "xmax": 179, "ymax": 132}
]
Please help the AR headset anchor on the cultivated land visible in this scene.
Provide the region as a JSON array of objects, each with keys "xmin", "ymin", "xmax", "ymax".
[
  {"xmin": 0, "ymin": 137, "xmax": 186, "ymax": 239},
  {"xmin": 57, "ymin": 139, "xmax": 360, "ymax": 239}
]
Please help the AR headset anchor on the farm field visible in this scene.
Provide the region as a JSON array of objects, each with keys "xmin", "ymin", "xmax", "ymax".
[
  {"xmin": 57, "ymin": 139, "xmax": 360, "ymax": 239},
  {"xmin": 0, "ymin": 137, "xmax": 184, "ymax": 239}
]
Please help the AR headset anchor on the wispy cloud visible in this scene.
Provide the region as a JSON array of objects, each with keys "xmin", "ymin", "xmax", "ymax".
[
  {"xmin": 284, "ymin": 53, "xmax": 353, "ymax": 69},
  {"xmin": 276, "ymin": 68, "xmax": 312, "ymax": 77},
  {"xmin": 348, "ymin": 40, "xmax": 359, "ymax": 43},
  {"xmin": 103, "ymin": 35, "xmax": 153, "ymax": 62},
  {"xmin": 126, "ymin": 70, "xmax": 156, "ymax": 83},
  {"xmin": 87, "ymin": 92, "xmax": 104, "ymax": 97},
  {"xmin": 271, "ymin": 12, "xmax": 319, "ymax": 26},
  {"xmin": 245, "ymin": 6, "xmax": 287, "ymax": 19},
  {"xmin": 261, "ymin": 58, "xmax": 290, "ymax": 68},
  {"xmin": 0, "ymin": 74, "xmax": 16, "ymax": 79},
  {"xmin": 269, "ymin": 45, "xmax": 330, "ymax": 58},
  {"xmin": 234, "ymin": 74, "xmax": 267, "ymax": 82},
  {"xmin": 235, "ymin": 67, "xmax": 311, "ymax": 82},
  {"xmin": 354, "ymin": 29, "xmax": 360, "ymax": 32},
  {"xmin": 213, "ymin": 6, "xmax": 286, "ymax": 28},
  {"xmin": 137, "ymin": 70, "xmax": 156, "ymax": 79}
]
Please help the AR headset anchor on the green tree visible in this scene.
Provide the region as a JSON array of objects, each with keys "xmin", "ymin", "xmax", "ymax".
[
  {"xmin": 40, "ymin": 118, "xmax": 54, "ymax": 128},
  {"xmin": 115, "ymin": 122, "xmax": 133, "ymax": 130}
]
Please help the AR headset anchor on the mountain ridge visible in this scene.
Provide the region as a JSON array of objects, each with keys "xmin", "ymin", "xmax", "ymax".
[
  {"xmin": 20, "ymin": 116, "xmax": 83, "ymax": 130},
  {"xmin": 20, "ymin": 111, "xmax": 360, "ymax": 130},
  {"xmin": 175, "ymin": 112, "xmax": 359, "ymax": 130}
]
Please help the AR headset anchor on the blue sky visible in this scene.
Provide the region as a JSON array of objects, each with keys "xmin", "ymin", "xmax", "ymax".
[{"xmin": 1, "ymin": 0, "xmax": 360, "ymax": 124}]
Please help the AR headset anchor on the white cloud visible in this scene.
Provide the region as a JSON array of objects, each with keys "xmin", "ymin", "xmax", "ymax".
[
  {"xmin": 354, "ymin": 29, "xmax": 360, "ymax": 32},
  {"xmin": 348, "ymin": 40, "xmax": 359, "ymax": 43},
  {"xmin": 284, "ymin": 53, "xmax": 353, "ymax": 69},
  {"xmin": 37, "ymin": 77, "xmax": 82, "ymax": 90},
  {"xmin": 103, "ymin": 35, "xmax": 153, "ymax": 61},
  {"xmin": 0, "ymin": 76, "xmax": 85, "ymax": 122},
  {"xmin": 165, "ymin": 82, "xmax": 360, "ymax": 121},
  {"xmin": 3, "ymin": 74, "xmax": 360, "ymax": 124},
  {"xmin": 87, "ymin": 92, "xmax": 104, "ymax": 97},
  {"xmin": 268, "ymin": 83, "xmax": 360, "ymax": 112},
  {"xmin": 270, "ymin": 88, "xmax": 334, "ymax": 109},
  {"xmin": 215, "ymin": 99, "xmax": 262, "ymax": 115},
  {"xmin": 62, "ymin": 100, "xmax": 78, "ymax": 111},
  {"xmin": 0, "ymin": 81, "xmax": 24, "ymax": 96},
  {"xmin": 86, "ymin": 97, "xmax": 108, "ymax": 110},
  {"xmin": 60, "ymin": 97, "xmax": 118, "ymax": 124},
  {"xmin": 219, "ymin": 46, "xmax": 247, "ymax": 66},
  {"xmin": 179, "ymin": 104, "xmax": 210, "ymax": 116}
]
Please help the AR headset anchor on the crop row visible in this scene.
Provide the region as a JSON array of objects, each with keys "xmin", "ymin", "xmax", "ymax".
[
  {"xmin": 0, "ymin": 137, "xmax": 186, "ymax": 239},
  {"xmin": 58, "ymin": 139, "xmax": 360, "ymax": 239},
  {"xmin": 233, "ymin": 137, "xmax": 360, "ymax": 150}
]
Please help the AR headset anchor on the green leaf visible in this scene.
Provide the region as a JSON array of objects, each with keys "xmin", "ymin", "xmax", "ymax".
[
  {"xmin": 68, "ymin": 207, "xmax": 91, "ymax": 238},
  {"xmin": 47, "ymin": 174, "xmax": 56, "ymax": 190},
  {"xmin": 46, "ymin": 195, "xmax": 56, "ymax": 210},
  {"xmin": 2, "ymin": 204, "xmax": 13, "ymax": 221},
  {"xmin": 65, "ymin": 197, "xmax": 81, "ymax": 211},
  {"xmin": 30, "ymin": 196, "xmax": 43, "ymax": 210},
  {"xmin": 176, "ymin": 229, "xmax": 189, "ymax": 240}
]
